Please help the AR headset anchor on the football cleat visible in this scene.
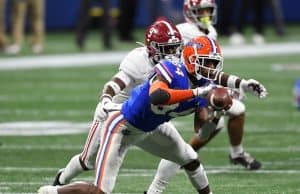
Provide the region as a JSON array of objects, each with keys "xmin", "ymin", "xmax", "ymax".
[
  {"xmin": 229, "ymin": 152, "xmax": 261, "ymax": 170},
  {"xmin": 52, "ymin": 168, "xmax": 65, "ymax": 186}
]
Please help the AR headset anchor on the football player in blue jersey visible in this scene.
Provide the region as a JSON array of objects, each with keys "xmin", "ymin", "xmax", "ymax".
[{"xmin": 38, "ymin": 35, "xmax": 267, "ymax": 194}]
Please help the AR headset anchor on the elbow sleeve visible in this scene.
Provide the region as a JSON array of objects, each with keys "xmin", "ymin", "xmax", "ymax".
[{"xmin": 150, "ymin": 88, "xmax": 170, "ymax": 105}]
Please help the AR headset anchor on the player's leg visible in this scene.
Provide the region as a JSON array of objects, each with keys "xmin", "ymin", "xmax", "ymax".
[
  {"xmin": 94, "ymin": 111, "xmax": 130, "ymax": 193},
  {"xmin": 53, "ymin": 103, "xmax": 105, "ymax": 185},
  {"xmin": 140, "ymin": 122, "xmax": 211, "ymax": 194},
  {"xmin": 41, "ymin": 111, "xmax": 129, "ymax": 194},
  {"xmin": 189, "ymin": 116, "xmax": 224, "ymax": 151},
  {"xmin": 227, "ymin": 99, "xmax": 261, "ymax": 170},
  {"xmin": 28, "ymin": 0, "xmax": 44, "ymax": 53}
]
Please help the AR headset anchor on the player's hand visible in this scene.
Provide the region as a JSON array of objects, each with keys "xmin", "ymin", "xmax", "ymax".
[
  {"xmin": 95, "ymin": 96, "xmax": 112, "ymax": 121},
  {"xmin": 240, "ymin": 79, "xmax": 268, "ymax": 98},
  {"xmin": 192, "ymin": 85, "xmax": 215, "ymax": 97}
]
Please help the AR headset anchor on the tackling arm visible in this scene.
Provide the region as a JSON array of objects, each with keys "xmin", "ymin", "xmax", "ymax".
[
  {"xmin": 99, "ymin": 71, "xmax": 131, "ymax": 101},
  {"xmin": 96, "ymin": 71, "xmax": 131, "ymax": 120}
]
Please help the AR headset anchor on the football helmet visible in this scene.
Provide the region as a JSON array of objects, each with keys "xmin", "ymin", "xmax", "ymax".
[
  {"xmin": 183, "ymin": 35, "xmax": 223, "ymax": 80},
  {"xmin": 183, "ymin": 0, "xmax": 217, "ymax": 29},
  {"xmin": 145, "ymin": 18, "xmax": 183, "ymax": 63}
]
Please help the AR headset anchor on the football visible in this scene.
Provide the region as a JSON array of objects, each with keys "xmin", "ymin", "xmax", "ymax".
[{"xmin": 207, "ymin": 87, "xmax": 232, "ymax": 110}]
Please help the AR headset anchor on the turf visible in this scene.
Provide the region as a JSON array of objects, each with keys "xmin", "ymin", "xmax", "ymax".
[{"xmin": 1, "ymin": 25, "xmax": 300, "ymax": 193}]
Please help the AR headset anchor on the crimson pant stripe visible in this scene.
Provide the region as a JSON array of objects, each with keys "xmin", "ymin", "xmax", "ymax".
[{"xmin": 80, "ymin": 120, "xmax": 100, "ymax": 162}]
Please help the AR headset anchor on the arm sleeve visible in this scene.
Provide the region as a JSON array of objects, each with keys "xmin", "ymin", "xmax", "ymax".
[{"xmin": 149, "ymin": 80, "xmax": 194, "ymax": 105}]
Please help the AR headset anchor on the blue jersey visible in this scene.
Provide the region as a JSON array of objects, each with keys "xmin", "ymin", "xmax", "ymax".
[{"xmin": 121, "ymin": 60, "xmax": 207, "ymax": 132}]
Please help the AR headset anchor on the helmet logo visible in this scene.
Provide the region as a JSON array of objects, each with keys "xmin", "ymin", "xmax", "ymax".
[
  {"xmin": 147, "ymin": 27, "xmax": 158, "ymax": 40},
  {"xmin": 186, "ymin": 40, "xmax": 203, "ymax": 49}
]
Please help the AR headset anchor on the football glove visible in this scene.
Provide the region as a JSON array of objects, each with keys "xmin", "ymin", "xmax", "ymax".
[
  {"xmin": 95, "ymin": 96, "xmax": 112, "ymax": 121},
  {"xmin": 240, "ymin": 79, "xmax": 268, "ymax": 98},
  {"xmin": 192, "ymin": 85, "xmax": 215, "ymax": 97}
]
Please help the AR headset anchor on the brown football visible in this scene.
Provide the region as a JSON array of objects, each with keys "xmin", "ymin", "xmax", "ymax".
[{"xmin": 207, "ymin": 87, "xmax": 232, "ymax": 110}]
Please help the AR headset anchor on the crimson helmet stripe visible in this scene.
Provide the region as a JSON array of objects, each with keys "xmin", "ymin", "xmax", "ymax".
[{"xmin": 160, "ymin": 20, "xmax": 175, "ymax": 37}]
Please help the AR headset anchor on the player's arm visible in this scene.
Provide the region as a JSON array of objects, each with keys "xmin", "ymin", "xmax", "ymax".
[
  {"xmin": 99, "ymin": 71, "xmax": 131, "ymax": 102},
  {"xmin": 149, "ymin": 74, "xmax": 194, "ymax": 105},
  {"xmin": 95, "ymin": 71, "xmax": 132, "ymax": 120},
  {"xmin": 149, "ymin": 75, "xmax": 212, "ymax": 105},
  {"xmin": 216, "ymin": 72, "xmax": 267, "ymax": 98}
]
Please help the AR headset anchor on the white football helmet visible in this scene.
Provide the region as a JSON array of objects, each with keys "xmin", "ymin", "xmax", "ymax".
[{"xmin": 183, "ymin": 0, "xmax": 217, "ymax": 29}]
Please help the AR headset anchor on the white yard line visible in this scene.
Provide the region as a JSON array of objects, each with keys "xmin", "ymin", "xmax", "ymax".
[
  {"xmin": 2, "ymin": 144, "xmax": 300, "ymax": 153},
  {"xmin": 0, "ymin": 42, "xmax": 300, "ymax": 70},
  {"xmin": 0, "ymin": 120, "xmax": 300, "ymax": 136},
  {"xmin": 0, "ymin": 167, "xmax": 300, "ymax": 176}
]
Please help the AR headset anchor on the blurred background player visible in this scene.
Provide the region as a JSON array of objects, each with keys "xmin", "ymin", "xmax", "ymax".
[
  {"xmin": 75, "ymin": 0, "xmax": 112, "ymax": 49},
  {"xmin": 52, "ymin": 18, "xmax": 184, "ymax": 186},
  {"xmin": 176, "ymin": 0, "xmax": 262, "ymax": 170},
  {"xmin": 0, "ymin": 0, "xmax": 7, "ymax": 52},
  {"xmin": 5, "ymin": 0, "xmax": 45, "ymax": 54},
  {"xmin": 229, "ymin": 0, "xmax": 286, "ymax": 45},
  {"xmin": 229, "ymin": 0, "xmax": 266, "ymax": 45},
  {"xmin": 176, "ymin": 0, "xmax": 217, "ymax": 40},
  {"xmin": 118, "ymin": 0, "xmax": 138, "ymax": 42}
]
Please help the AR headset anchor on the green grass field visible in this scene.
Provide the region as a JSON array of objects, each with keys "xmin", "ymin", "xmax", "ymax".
[{"xmin": 1, "ymin": 26, "xmax": 300, "ymax": 194}]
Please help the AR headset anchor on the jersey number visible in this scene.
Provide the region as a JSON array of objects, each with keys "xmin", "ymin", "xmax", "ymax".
[{"xmin": 151, "ymin": 103, "xmax": 193, "ymax": 117}]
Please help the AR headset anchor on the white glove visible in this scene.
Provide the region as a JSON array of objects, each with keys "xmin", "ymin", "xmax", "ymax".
[
  {"xmin": 95, "ymin": 97, "xmax": 112, "ymax": 121},
  {"xmin": 240, "ymin": 79, "xmax": 268, "ymax": 98},
  {"xmin": 192, "ymin": 85, "xmax": 214, "ymax": 97}
]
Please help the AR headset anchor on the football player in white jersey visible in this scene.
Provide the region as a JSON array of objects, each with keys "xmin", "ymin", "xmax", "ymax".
[
  {"xmin": 177, "ymin": 0, "xmax": 262, "ymax": 169},
  {"xmin": 51, "ymin": 18, "xmax": 185, "ymax": 186}
]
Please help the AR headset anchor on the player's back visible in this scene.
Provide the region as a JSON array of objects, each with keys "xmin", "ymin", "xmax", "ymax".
[{"xmin": 121, "ymin": 60, "xmax": 206, "ymax": 132}]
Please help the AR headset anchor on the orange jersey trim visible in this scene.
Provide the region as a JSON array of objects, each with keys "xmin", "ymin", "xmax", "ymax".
[{"xmin": 149, "ymin": 81, "xmax": 194, "ymax": 105}]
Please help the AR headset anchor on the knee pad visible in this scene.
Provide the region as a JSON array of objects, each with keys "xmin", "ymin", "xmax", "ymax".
[
  {"xmin": 182, "ymin": 159, "xmax": 200, "ymax": 171},
  {"xmin": 226, "ymin": 99, "xmax": 245, "ymax": 116}
]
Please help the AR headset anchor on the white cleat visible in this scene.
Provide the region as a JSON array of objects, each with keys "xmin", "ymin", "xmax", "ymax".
[
  {"xmin": 229, "ymin": 32, "xmax": 245, "ymax": 46},
  {"xmin": 32, "ymin": 44, "xmax": 44, "ymax": 54},
  {"xmin": 37, "ymin": 185, "xmax": 58, "ymax": 194},
  {"xmin": 252, "ymin": 33, "xmax": 265, "ymax": 45},
  {"xmin": 5, "ymin": 44, "xmax": 21, "ymax": 55}
]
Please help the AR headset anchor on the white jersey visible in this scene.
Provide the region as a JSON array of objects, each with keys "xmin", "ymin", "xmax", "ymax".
[
  {"xmin": 112, "ymin": 47, "xmax": 154, "ymax": 103},
  {"xmin": 176, "ymin": 22, "xmax": 217, "ymax": 44}
]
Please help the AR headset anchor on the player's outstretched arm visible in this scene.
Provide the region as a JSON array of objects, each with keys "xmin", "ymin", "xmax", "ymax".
[
  {"xmin": 149, "ymin": 75, "xmax": 213, "ymax": 105},
  {"xmin": 215, "ymin": 72, "xmax": 268, "ymax": 98}
]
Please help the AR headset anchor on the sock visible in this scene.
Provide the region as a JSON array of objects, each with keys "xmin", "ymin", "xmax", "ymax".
[
  {"xmin": 230, "ymin": 145, "xmax": 244, "ymax": 158},
  {"xmin": 59, "ymin": 154, "xmax": 84, "ymax": 184},
  {"xmin": 185, "ymin": 163, "xmax": 209, "ymax": 191},
  {"xmin": 147, "ymin": 159, "xmax": 180, "ymax": 194}
]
